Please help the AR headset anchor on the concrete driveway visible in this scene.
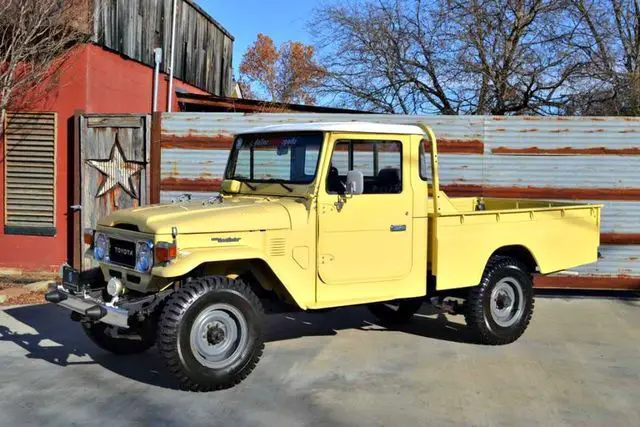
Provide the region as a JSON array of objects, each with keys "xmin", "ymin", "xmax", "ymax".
[{"xmin": 1, "ymin": 297, "xmax": 639, "ymax": 427}]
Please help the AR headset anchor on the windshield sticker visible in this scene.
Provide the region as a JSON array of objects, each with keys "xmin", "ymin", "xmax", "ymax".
[
  {"xmin": 281, "ymin": 137, "xmax": 299, "ymax": 147},
  {"xmin": 249, "ymin": 136, "xmax": 302, "ymax": 148},
  {"xmin": 254, "ymin": 137, "xmax": 270, "ymax": 147}
]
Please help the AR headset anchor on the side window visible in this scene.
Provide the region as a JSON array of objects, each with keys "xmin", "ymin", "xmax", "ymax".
[
  {"xmin": 303, "ymin": 145, "xmax": 320, "ymax": 176},
  {"xmin": 327, "ymin": 140, "xmax": 402, "ymax": 194},
  {"xmin": 419, "ymin": 139, "xmax": 432, "ymax": 182}
]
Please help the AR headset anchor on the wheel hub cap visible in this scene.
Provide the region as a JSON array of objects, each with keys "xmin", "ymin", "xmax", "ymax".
[
  {"xmin": 206, "ymin": 322, "xmax": 226, "ymax": 345},
  {"xmin": 490, "ymin": 277, "xmax": 525, "ymax": 327},
  {"xmin": 190, "ymin": 303, "xmax": 249, "ymax": 369}
]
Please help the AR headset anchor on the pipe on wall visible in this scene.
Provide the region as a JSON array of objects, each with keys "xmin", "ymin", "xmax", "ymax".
[
  {"xmin": 167, "ymin": 0, "xmax": 178, "ymax": 112},
  {"xmin": 152, "ymin": 48, "xmax": 163, "ymax": 112}
]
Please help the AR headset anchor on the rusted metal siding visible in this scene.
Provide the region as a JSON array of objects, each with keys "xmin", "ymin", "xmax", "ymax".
[
  {"xmin": 156, "ymin": 113, "xmax": 640, "ymax": 290},
  {"xmin": 158, "ymin": 112, "xmax": 485, "ymax": 193}
]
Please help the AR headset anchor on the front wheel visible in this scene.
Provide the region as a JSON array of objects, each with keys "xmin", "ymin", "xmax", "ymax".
[
  {"xmin": 464, "ymin": 257, "xmax": 534, "ymax": 345},
  {"xmin": 158, "ymin": 276, "xmax": 264, "ymax": 391}
]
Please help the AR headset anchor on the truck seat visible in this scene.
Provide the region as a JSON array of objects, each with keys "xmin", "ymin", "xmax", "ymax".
[{"xmin": 373, "ymin": 167, "xmax": 401, "ymax": 193}]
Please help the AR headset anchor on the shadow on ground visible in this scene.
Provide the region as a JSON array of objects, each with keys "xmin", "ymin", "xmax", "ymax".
[{"xmin": 0, "ymin": 302, "xmax": 473, "ymax": 390}]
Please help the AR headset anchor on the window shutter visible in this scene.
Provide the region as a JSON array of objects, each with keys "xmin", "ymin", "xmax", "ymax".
[{"xmin": 4, "ymin": 112, "xmax": 56, "ymax": 236}]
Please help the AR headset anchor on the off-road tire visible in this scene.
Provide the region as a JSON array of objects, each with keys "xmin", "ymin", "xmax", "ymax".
[
  {"xmin": 464, "ymin": 256, "xmax": 534, "ymax": 345},
  {"xmin": 368, "ymin": 298, "xmax": 423, "ymax": 325},
  {"xmin": 158, "ymin": 276, "xmax": 264, "ymax": 391},
  {"xmin": 82, "ymin": 321, "xmax": 156, "ymax": 354}
]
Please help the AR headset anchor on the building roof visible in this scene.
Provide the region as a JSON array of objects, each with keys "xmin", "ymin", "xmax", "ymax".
[
  {"xmin": 177, "ymin": 93, "xmax": 373, "ymax": 114},
  {"xmin": 238, "ymin": 122, "xmax": 426, "ymax": 135}
]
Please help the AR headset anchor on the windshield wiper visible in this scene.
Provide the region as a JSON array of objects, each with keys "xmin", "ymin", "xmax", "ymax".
[
  {"xmin": 268, "ymin": 180, "xmax": 294, "ymax": 193},
  {"xmin": 235, "ymin": 178, "xmax": 257, "ymax": 190}
]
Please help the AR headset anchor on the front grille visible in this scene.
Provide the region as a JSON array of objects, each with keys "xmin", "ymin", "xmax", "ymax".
[{"xmin": 109, "ymin": 238, "xmax": 136, "ymax": 268}]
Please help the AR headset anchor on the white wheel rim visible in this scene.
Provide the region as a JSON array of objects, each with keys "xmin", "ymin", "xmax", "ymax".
[
  {"xmin": 489, "ymin": 277, "xmax": 525, "ymax": 328},
  {"xmin": 189, "ymin": 303, "xmax": 249, "ymax": 369}
]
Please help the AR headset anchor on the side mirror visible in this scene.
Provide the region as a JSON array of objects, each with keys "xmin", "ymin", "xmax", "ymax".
[{"xmin": 346, "ymin": 170, "xmax": 364, "ymax": 195}]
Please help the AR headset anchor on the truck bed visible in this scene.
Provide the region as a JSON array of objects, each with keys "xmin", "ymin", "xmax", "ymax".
[
  {"xmin": 426, "ymin": 192, "xmax": 602, "ymax": 290},
  {"xmin": 428, "ymin": 196, "xmax": 589, "ymax": 214}
]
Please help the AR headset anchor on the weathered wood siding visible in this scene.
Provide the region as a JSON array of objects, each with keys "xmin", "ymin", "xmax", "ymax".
[
  {"xmin": 79, "ymin": 114, "xmax": 151, "ymax": 270},
  {"xmin": 92, "ymin": 0, "xmax": 233, "ymax": 96}
]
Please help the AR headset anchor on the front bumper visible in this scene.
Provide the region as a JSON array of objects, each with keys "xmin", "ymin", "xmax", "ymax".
[{"xmin": 45, "ymin": 287, "xmax": 130, "ymax": 329}]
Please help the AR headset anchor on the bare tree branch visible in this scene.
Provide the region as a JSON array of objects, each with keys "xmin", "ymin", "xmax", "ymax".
[
  {"xmin": 0, "ymin": 0, "xmax": 89, "ymax": 125},
  {"xmin": 565, "ymin": 0, "xmax": 640, "ymax": 114},
  {"xmin": 311, "ymin": 0, "xmax": 581, "ymax": 115}
]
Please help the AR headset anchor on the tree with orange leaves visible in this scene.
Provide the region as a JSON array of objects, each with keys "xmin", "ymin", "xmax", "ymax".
[{"xmin": 239, "ymin": 33, "xmax": 326, "ymax": 105}]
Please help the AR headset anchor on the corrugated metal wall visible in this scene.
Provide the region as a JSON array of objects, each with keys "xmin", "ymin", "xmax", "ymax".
[{"xmin": 155, "ymin": 113, "xmax": 640, "ymax": 290}]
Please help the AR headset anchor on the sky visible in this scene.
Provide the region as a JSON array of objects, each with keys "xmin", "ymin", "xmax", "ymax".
[{"xmin": 198, "ymin": 0, "xmax": 319, "ymax": 80}]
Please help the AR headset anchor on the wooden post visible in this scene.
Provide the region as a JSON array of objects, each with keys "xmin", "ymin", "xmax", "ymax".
[{"xmin": 150, "ymin": 111, "xmax": 163, "ymax": 204}]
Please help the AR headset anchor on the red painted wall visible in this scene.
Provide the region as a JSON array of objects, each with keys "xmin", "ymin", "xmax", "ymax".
[
  {"xmin": 84, "ymin": 44, "xmax": 208, "ymax": 113},
  {"xmin": 0, "ymin": 44, "xmax": 209, "ymax": 273}
]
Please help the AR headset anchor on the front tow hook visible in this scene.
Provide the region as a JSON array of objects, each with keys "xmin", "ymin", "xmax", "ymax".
[{"xmin": 45, "ymin": 290, "xmax": 67, "ymax": 304}]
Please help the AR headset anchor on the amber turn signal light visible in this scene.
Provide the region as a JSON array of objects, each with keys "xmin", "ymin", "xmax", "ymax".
[
  {"xmin": 155, "ymin": 242, "xmax": 177, "ymax": 263},
  {"xmin": 84, "ymin": 228, "xmax": 94, "ymax": 246}
]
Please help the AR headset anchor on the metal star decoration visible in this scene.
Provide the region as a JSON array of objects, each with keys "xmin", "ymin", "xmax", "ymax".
[{"xmin": 87, "ymin": 137, "xmax": 144, "ymax": 198}]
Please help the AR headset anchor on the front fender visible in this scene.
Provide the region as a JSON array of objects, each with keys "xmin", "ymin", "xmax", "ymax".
[{"xmin": 152, "ymin": 247, "xmax": 268, "ymax": 278}]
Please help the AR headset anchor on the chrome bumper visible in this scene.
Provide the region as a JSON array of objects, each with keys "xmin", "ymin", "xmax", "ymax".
[{"xmin": 45, "ymin": 287, "xmax": 130, "ymax": 329}]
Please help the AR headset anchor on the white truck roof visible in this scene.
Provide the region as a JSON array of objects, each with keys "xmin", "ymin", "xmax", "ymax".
[{"xmin": 239, "ymin": 121, "xmax": 426, "ymax": 136}]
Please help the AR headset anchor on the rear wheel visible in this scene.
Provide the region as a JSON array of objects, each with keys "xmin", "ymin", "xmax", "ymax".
[
  {"xmin": 464, "ymin": 257, "xmax": 534, "ymax": 345},
  {"xmin": 82, "ymin": 321, "xmax": 156, "ymax": 355},
  {"xmin": 158, "ymin": 276, "xmax": 264, "ymax": 391},
  {"xmin": 367, "ymin": 298, "xmax": 423, "ymax": 325}
]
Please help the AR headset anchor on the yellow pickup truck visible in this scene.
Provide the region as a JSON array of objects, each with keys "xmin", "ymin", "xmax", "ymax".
[{"xmin": 46, "ymin": 122, "xmax": 601, "ymax": 391}]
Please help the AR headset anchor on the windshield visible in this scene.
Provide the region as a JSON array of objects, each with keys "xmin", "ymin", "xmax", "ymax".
[{"xmin": 225, "ymin": 132, "xmax": 323, "ymax": 184}]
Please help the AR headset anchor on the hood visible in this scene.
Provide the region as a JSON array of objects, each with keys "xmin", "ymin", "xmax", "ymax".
[{"xmin": 98, "ymin": 196, "xmax": 292, "ymax": 235}]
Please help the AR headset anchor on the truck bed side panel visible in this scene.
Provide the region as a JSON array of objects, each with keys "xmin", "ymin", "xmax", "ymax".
[{"xmin": 433, "ymin": 206, "xmax": 601, "ymax": 290}]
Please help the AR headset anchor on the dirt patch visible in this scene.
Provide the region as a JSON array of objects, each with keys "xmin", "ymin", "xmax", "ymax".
[
  {"xmin": 0, "ymin": 275, "xmax": 52, "ymax": 306},
  {"xmin": 0, "ymin": 291, "xmax": 45, "ymax": 306}
]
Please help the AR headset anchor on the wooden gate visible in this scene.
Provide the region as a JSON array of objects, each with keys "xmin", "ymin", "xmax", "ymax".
[{"xmin": 73, "ymin": 114, "xmax": 151, "ymax": 270}]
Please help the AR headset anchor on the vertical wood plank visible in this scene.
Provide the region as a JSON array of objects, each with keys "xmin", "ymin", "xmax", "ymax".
[
  {"xmin": 90, "ymin": 0, "xmax": 234, "ymax": 95},
  {"xmin": 73, "ymin": 112, "xmax": 83, "ymax": 270},
  {"xmin": 150, "ymin": 112, "xmax": 162, "ymax": 204},
  {"xmin": 80, "ymin": 114, "xmax": 148, "ymax": 269}
]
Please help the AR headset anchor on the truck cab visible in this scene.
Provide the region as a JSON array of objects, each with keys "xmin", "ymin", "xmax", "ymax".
[{"xmin": 47, "ymin": 121, "xmax": 602, "ymax": 391}]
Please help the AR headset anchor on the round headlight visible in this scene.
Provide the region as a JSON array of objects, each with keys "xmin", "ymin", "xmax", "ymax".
[
  {"xmin": 94, "ymin": 233, "xmax": 109, "ymax": 261},
  {"xmin": 135, "ymin": 241, "xmax": 154, "ymax": 272}
]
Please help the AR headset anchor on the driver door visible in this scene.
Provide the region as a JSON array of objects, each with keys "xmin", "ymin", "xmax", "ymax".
[{"xmin": 316, "ymin": 134, "xmax": 413, "ymax": 303}]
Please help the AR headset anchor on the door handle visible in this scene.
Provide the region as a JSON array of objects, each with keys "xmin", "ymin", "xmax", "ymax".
[
  {"xmin": 390, "ymin": 224, "xmax": 406, "ymax": 232},
  {"xmin": 70, "ymin": 205, "xmax": 82, "ymax": 211}
]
